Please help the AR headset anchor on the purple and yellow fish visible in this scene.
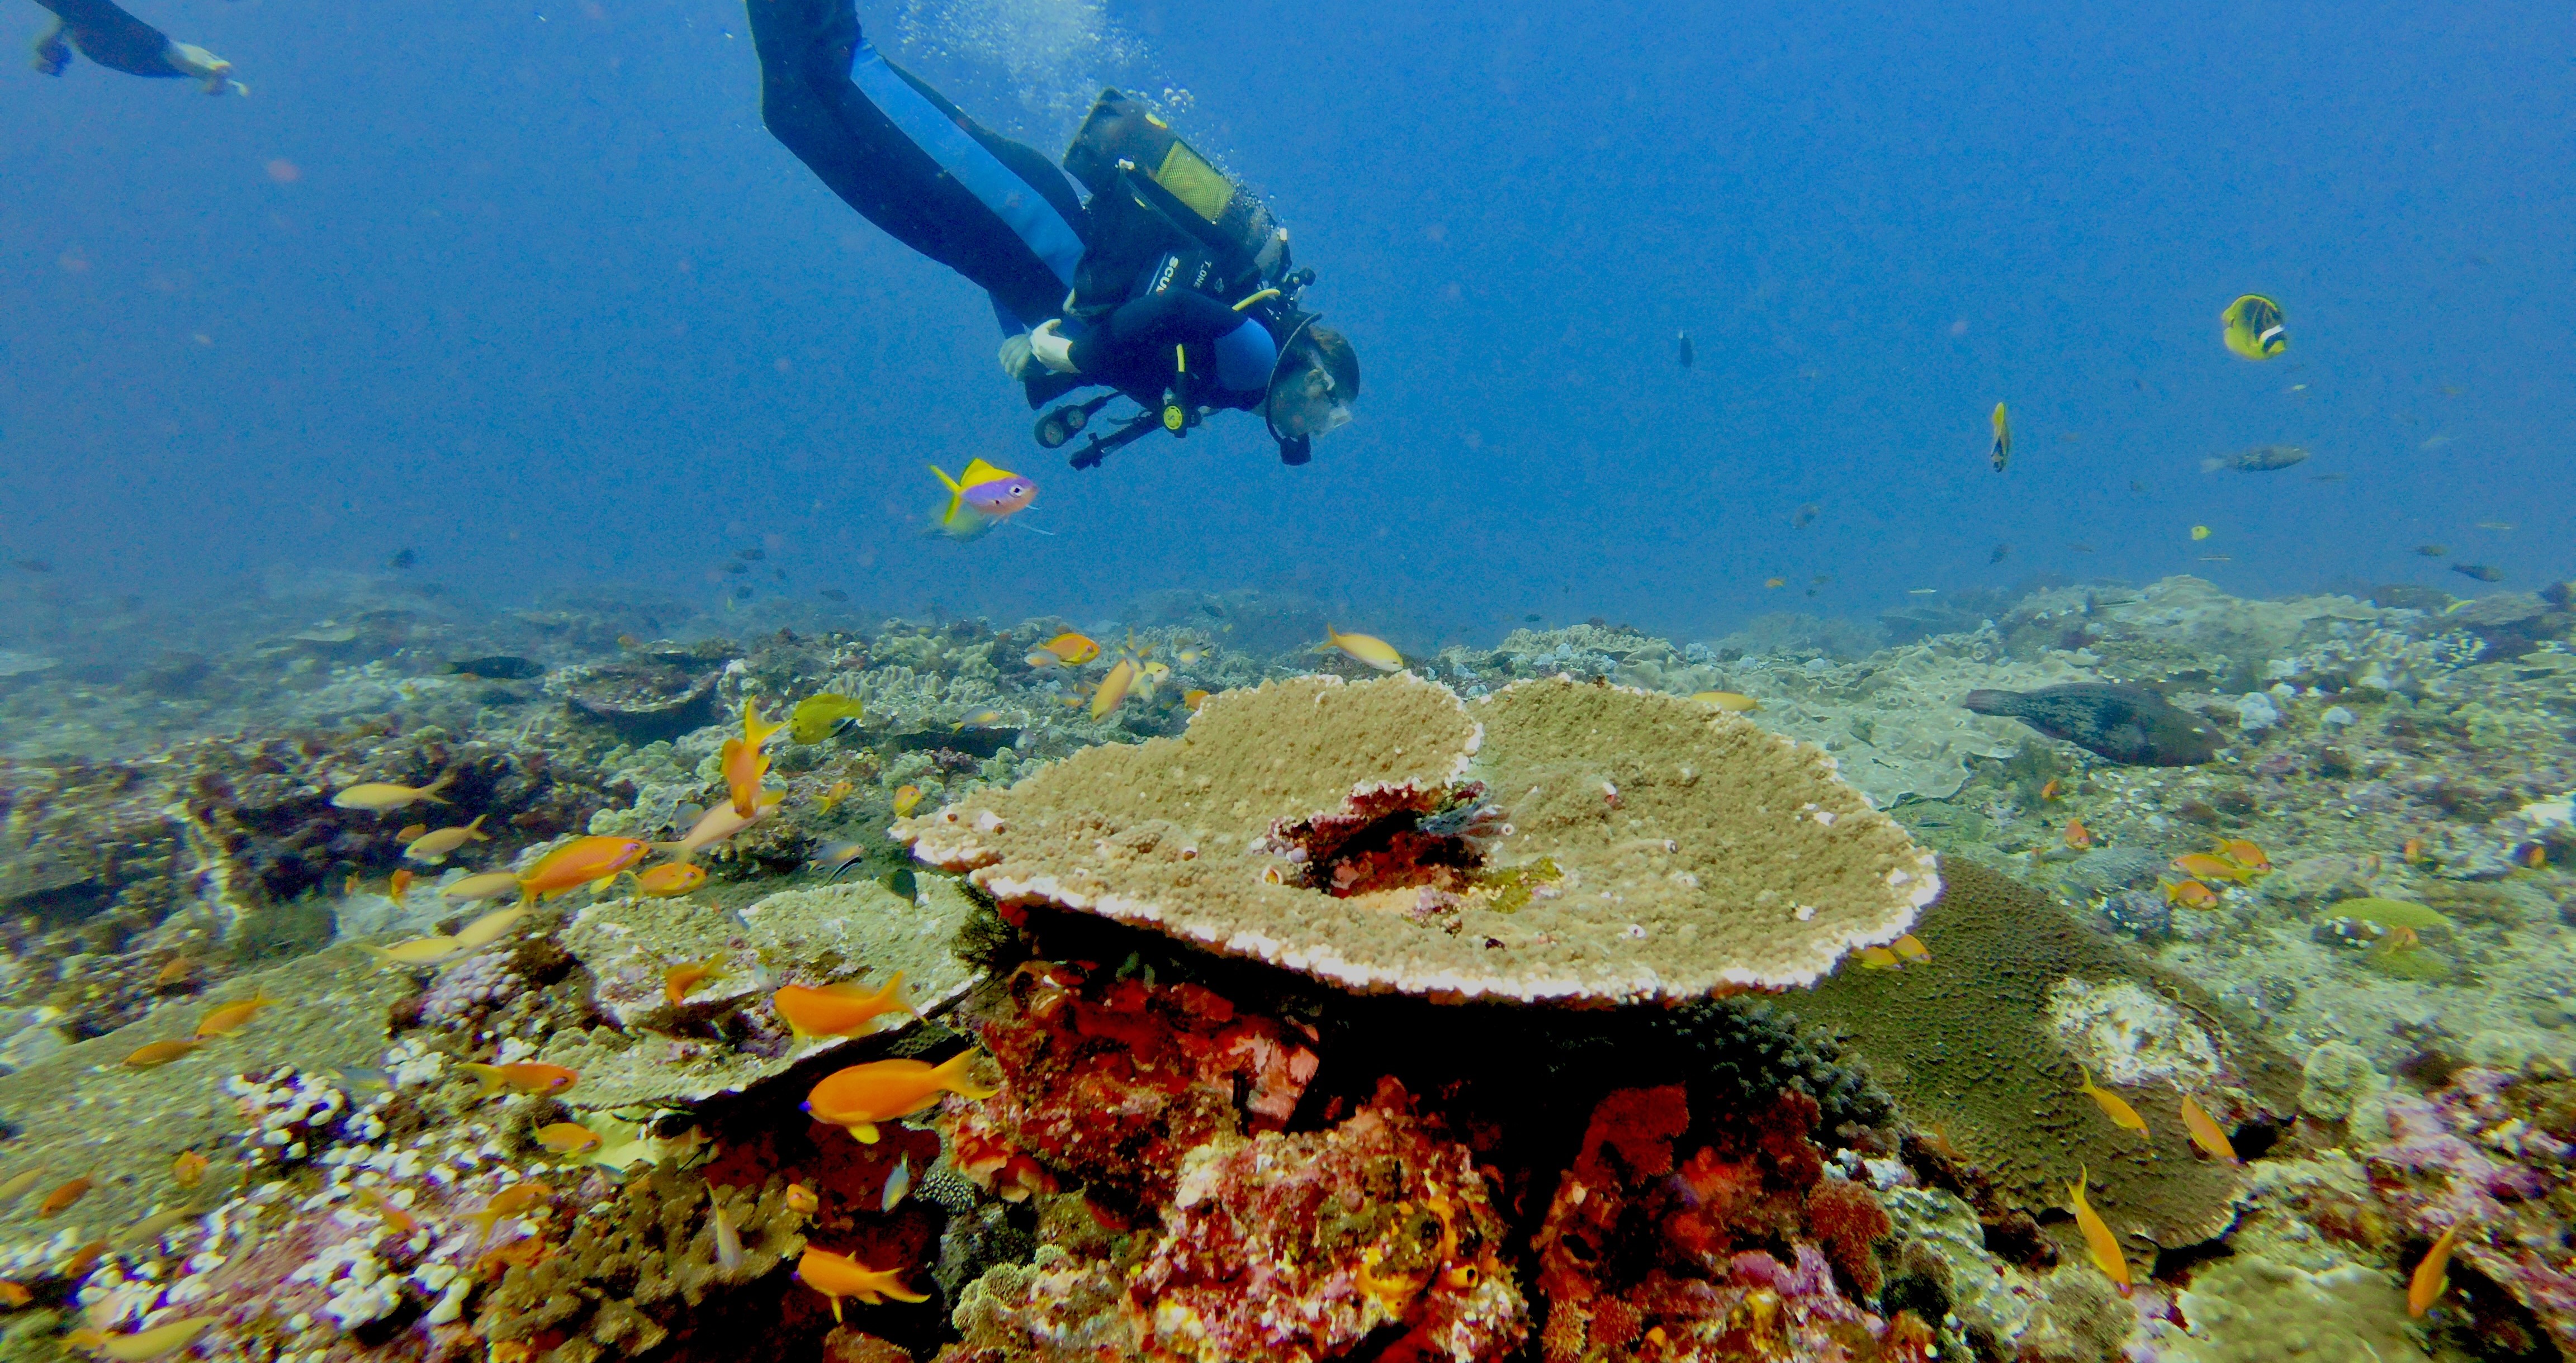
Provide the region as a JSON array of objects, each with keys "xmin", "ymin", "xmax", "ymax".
[{"xmin": 929, "ymin": 459, "xmax": 1037, "ymax": 538}]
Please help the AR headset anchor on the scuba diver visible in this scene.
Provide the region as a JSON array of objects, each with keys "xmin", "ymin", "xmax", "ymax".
[
  {"xmin": 745, "ymin": 0, "xmax": 1357, "ymax": 467},
  {"xmin": 26, "ymin": 0, "xmax": 243, "ymax": 93}
]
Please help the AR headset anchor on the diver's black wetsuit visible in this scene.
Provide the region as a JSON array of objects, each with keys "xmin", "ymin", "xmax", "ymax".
[
  {"xmin": 30, "ymin": 0, "xmax": 224, "ymax": 82},
  {"xmin": 744, "ymin": 0, "xmax": 1278, "ymax": 410}
]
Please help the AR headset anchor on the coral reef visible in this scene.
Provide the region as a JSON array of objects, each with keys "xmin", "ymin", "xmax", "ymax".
[
  {"xmin": 902, "ymin": 674, "xmax": 1938, "ymax": 1001},
  {"xmin": 1787, "ymin": 859, "xmax": 2300, "ymax": 1247}
]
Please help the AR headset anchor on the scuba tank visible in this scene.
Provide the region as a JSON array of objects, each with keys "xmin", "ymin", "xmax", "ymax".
[{"xmin": 1039, "ymin": 89, "xmax": 1322, "ymax": 469}]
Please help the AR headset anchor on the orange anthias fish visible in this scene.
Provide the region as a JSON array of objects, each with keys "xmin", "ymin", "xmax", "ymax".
[
  {"xmin": 2171, "ymin": 852, "xmax": 2255, "ymax": 884},
  {"xmin": 171, "ymin": 1151, "xmax": 210, "ymax": 1188},
  {"xmin": 2179, "ymin": 1094, "xmax": 2239, "ymax": 1165},
  {"xmin": 460, "ymin": 1062, "xmax": 579, "ymax": 1098},
  {"xmin": 2068, "ymin": 1167, "xmax": 2132, "ymax": 1297},
  {"xmin": 466, "ymin": 1182, "xmax": 551, "ymax": 1239},
  {"xmin": 356, "ymin": 1186, "xmax": 419, "ymax": 1235},
  {"xmin": 124, "ymin": 1039, "xmax": 204, "ymax": 1068},
  {"xmin": 1090, "ymin": 657, "xmax": 1139, "ymax": 720},
  {"xmin": 795, "ymin": 1246, "xmax": 929, "ymax": 1320},
  {"xmin": 38, "ymin": 1177, "xmax": 92, "ymax": 1217},
  {"xmin": 193, "ymin": 992, "xmax": 279, "ymax": 1038},
  {"xmin": 518, "ymin": 837, "xmax": 652, "ymax": 902},
  {"xmin": 2212, "ymin": 837, "xmax": 2270, "ymax": 871},
  {"xmin": 661, "ymin": 794, "xmax": 783, "ymax": 858},
  {"xmin": 534, "ymin": 1123, "xmax": 602, "ymax": 1156},
  {"xmin": 720, "ymin": 699, "xmax": 786, "ymax": 819},
  {"xmin": 1183, "ymin": 688, "xmax": 1210, "ymax": 713},
  {"xmin": 2164, "ymin": 878, "xmax": 2222, "ymax": 910},
  {"xmin": 784, "ymin": 1182, "xmax": 819, "ymax": 1217},
  {"xmin": 1024, "ymin": 631, "xmax": 1099, "ymax": 668},
  {"xmin": 153, "ymin": 956, "xmax": 195, "ymax": 988},
  {"xmin": 0, "ymin": 1281, "xmax": 27, "ymax": 1307},
  {"xmin": 2409, "ymin": 1223, "xmax": 2463, "ymax": 1317},
  {"xmin": 2063, "ymin": 818, "xmax": 2094, "ymax": 849},
  {"xmin": 804, "ymin": 1051, "xmax": 998, "ymax": 1144},
  {"xmin": 2403, "ymin": 836, "xmax": 2430, "ymax": 864},
  {"xmin": 633, "ymin": 862, "xmax": 707, "ymax": 898},
  {"xmin": 389, "ymin": 868, "xmax": 415, "ymax": 905},
  {"xmin": 2077, "ymin": 1067, "xmax": 2149, "ymax": 1138},
  {"xmin": 664, "ymin": 958, "xmax": 725, "ymax": 1005},
  {"xmin": 774, "ymin": 975, "xmax": 914, "ymax": 1043},
  {"xmin": 2039, "ymin": 778, "xmax": 2062, "ymax": 801}
]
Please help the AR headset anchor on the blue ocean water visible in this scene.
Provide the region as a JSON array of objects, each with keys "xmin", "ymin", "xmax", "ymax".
[{"xmin": 3, "ymin": 0, "xmax": 2568, "ymax": 646}]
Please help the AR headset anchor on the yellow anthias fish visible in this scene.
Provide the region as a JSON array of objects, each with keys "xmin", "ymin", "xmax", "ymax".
[
  {"xmin": 362, "ymin": 935, "xmax": 467, "ymax": 967},
  {"xmin": 2179, "ymin": 1093, "xmax": 2239, "ymax": 1165},
  {"xmin": 517, "ymin": 836, "xmax": 653, "ymax": 902},
  {"xmin": 721, "ymin": 699, "xmax": 786, "ymax": 818},
  {"xmin": 73, "ymin": 1319, "xmax": 216, "ymax": 1361},
  {"xmin": 2222, "ymin": 293, "xmax": 2287, "ymax": 360},
  {"xmin": 660, "ymin": 792, "xmax": 784, "ymax": 857},
  {"xmin": 1990, "ymin": 401, "xmax": 2011, "ymax": 473},
  {"xmin": 2409, "ymin": 1223, "xmax": 2463, "ymax": 1317},
  {"xmin": 331, "ymin": 771, "xmax": 455, "ymax": 813},
  {"xmin": 440, "ymin": 871, "xmax": 523, "ymax": 902},
  {"xmin": 891, "ymin": 784, "xmax": 926, "ymax": 817},
  {"xmin": 2068, "ymin": 1166, "xmax": 2132, "ymax": 1296},
  {"xmin": 2077, "ymin": 1066, "xmax": 2149, "ymax": 1137},
  {"xmin": 1091, "ymin": 657, "xmax": 1139, "ymax": 719},
  {"xmin": 192, "ymin": 992, "xmax": 279, "ymax": 1038},
  {"xmin": 632, "ymin": 862, "xmax": 707, "ymax": 898},
  {"xmin": 453, "ymin": 906, "xmax": 530, "ymax": 951},
  {"xmin": 1690, "ymin": 691, "xmax": 1761, "ymax": 713},
  {"xmin": 1315, "ymin": 625, "xmax": 1403, "ymax": 672},
  {"xmin": 402, "ymin": 815, "xmax": 491, "ymax": 863},
  {"xmin": 788, "ymin": 694, "xmax": 865, "ymax": 744}
]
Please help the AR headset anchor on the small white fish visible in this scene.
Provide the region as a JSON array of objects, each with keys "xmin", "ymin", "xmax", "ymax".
[
  {"xmin": 2421, "ymin": 434, "xmax": 2456, "ymax": 450},
  {"xmin": 710, "ymin": 1194, "xmax": 742, "ymax": 1273},
  {"xmin": 882, "ymin": 1154, "xmax": 912, "ymax": 1212},
  {"xmin": 1907, "ymin": 588, "xmax": 1938, "ymax": 595}
]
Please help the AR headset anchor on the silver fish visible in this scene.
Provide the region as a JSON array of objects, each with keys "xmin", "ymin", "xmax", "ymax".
[{"xmin": 882, "ymin": 1154, "xmax": 912, "ymax": 1212}]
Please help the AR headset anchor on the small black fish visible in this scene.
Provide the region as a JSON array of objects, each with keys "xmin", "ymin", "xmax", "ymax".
[
  {"xmin": 2451, "ymin": 563, "xmax": 2504, "ymax": 583},
  {"xmin": 1792, "ymin": 504, "xmax": 1820, "ymax": 528},
  {"xmin": 2414, "ymin": 544, "xmax": 2447, "ymax": 557},
  {"xmin": 1963, "ymin": 683, "xmax": 2217, "ymax": 766},
  {"xmin": 773, "ymin": 568, "xmax": 787, "ymax": 581},
  {"xmin": 1676, "ymin": 331, "xmax": 1694, "ymax": 368},
  {"xmin": 818, "ymin": 588, "xmax": 849, "ymax": 602},
  {"xmin": 2068, "ymin": 542, "xmax": 2096, "ymax": 553},
  {"xmin": 12, "ymin": 558, "xmax": 53, "ymax": 573},
  {"xmin": 447, "ymin": 655, "xmax": 545, "ymax": 680},
  {"xmin": 1990, "ymin": 543, "xmax": 2011, "ymax": 564},
  {"xmin": 2128, "ymin": 481, "xmax": 2148, "ymax": 493},
  {"xmin": 1524, "ymin": 614, "xmax": 1542, "ymax": 623},
  {"xmin": 2307, "ymin": 472, "xmax": 2347, "ymax": 483},
  {"xmin": 388, "ymin": 548, "xmax": 418, "ymax": 569},
  {"xmin": 738, "ymin": 548, "xmax": 766, "ymax": 561},
  {"xmin": 722, "ymin": 562, "xmax": 749, "ymax": 576}
]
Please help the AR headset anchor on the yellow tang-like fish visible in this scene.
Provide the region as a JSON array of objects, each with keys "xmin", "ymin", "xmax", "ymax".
[
  {"xmin": 2222, "ymin": 293, "xmax": 2287, "ymax": 360},
  {"xmin": 788, "ymin": 694, "xmax": 865, "ymax": 744}
]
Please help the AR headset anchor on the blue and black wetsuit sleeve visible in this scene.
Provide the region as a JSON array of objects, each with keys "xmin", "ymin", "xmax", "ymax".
[
  {"xmin": 744, "ymin": 0, "xmax": 1088, "ymax": 330},
  {"xmin": 32, "ymin": 0, "xmax": 191, "ymax": 77},
  {"xmin": 1066, "ymin": 291, "xmax": 1278, "ymax": 407}
]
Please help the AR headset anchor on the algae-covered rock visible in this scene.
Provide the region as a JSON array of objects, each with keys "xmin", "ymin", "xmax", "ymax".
[
  {"xmin": 2165, "ymin": 1258, "xmax": 2428, "ymax": 1363},
  {"xmin": 0, "ymin": 944, "xmax": 410, "ymax": 1258},
  {"xmin": 539, "ymin": 877, "xmax": 979, "ymax": 1109},
  {"xmin": 2298, "ymin": 1042, "xmax": 2385, "ymax": 1122},
  {"xmin": 1786, "ymin": 859, "xmax": 2299, "ymax": 1249}
]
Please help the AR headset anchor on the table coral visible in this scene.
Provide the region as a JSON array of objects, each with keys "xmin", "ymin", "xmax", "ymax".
[{"xmin": 900, "ymin": 674, "xmax": 1937, "ymax": 1003}]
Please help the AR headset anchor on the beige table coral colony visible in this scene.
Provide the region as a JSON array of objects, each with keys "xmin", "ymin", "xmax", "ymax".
[{"xmin": 896, "ymin": 673, "xmax": 1941, "ymax": 1004}]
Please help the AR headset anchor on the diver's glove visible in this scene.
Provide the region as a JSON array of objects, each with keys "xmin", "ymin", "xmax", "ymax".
[
  {"xmin": 1027, "ymin": 319, "xmax": 1079, "ymax": 375},
  {"xmin": 32, "ymin": 19, "xmax": 70, "ymax": 75},
  {"xmin": 165, "ymin": 41, "xmax": 245, "ymax": 94},
  {"xmin": 997, "ymin": 332, "xmax": 1035, "ymax": 382}
]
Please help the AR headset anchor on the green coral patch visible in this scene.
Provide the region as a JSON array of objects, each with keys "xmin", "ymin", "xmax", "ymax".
[{"xmin": 2327, "ymin": 897, "xmax": 2452, "ymax": 930}]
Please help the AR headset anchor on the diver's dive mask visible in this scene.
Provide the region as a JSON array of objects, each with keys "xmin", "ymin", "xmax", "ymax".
[{"xmin": 1263, "ymin": 311, "xmax": 1352, "ymax": 464}]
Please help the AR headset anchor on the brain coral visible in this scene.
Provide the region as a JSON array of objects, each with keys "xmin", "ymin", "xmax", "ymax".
[{"xmin": 897, "ymin": 675, "xmax": 1939, "ymax": 1003}]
